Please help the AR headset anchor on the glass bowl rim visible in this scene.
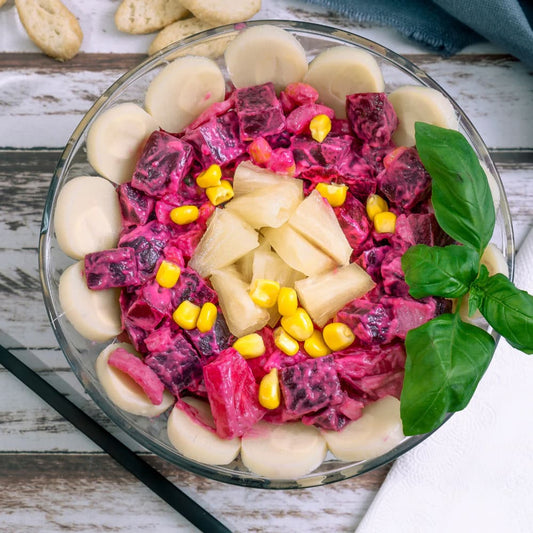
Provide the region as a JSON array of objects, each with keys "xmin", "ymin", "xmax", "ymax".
[{"xmin": 38, "ymin": 19, "xmax": 515, "ymax": 489}]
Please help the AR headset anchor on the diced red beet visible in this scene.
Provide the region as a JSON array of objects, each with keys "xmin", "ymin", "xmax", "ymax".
[
  {"xmin": 337, "ymin": 299, "xmax": 396, "ymax": 346},
  {"xmin": 169, "ymin": 227, "xmax": 204, "ymax": 260},
  {"xmin": 336, "ymin": 149, "xmax": 376, "ymax": 202},
  {"xmin": 265, "ymin": 130, "xmax": 292, "ymax": 149},
  {"xmin": 334, "ymin": 192, "xmax": 371, "ymax": 258},
  {"xmin": 121, "ymin": 291, "xmax": 165, "ymax": 339},
  {"xmin": 118, "ymin": 220, "xmax": 170, "ymax": 283},
  {"xmin": 170, "ymin": 267, "xmax": 217, "ymax": 308},
  {"xmin": 393, "ymin": 213, "xmax": 454, "ymax": 248},
  {"xmin": 163, "ymin": 246, "xmax": 185, "ymax": 269},
  {"xmin": 381, "ymin": 249, "xmax": 410, "ymax": 297},
  {"xmin": 183, "ymin": 110, "xmax": 247, "ymax": 167},
  {"xmin": 346, "ymin": 93, "xmax": 398, "ymax": 147},
  {"xmin": 108, "ymin": 347, "xmax": 165, "ymax": 405},
  {"xmin": 286, "ymin": 103, "xmax": 335, "ymax": 135},
  {"xmin": 356, "ymin": 244, "xmax": 392, "ymax": 283},
  {"xmin": 361, "ymin": 142, "xmax": 395, "ymax": 175},
  {"xmin": 291, "ymin": 134, "xmax": 351, "ymax": 175},
  {"xmin": 84, "ymin": 247, "xmax": 139, "ymax": 290},
  {"xmin": 280, "ymin": 82, "xmax": 319, "ymax": 113},
  {"xmin": 382, "ymin": 296, "xmax": 438, "ymax": 339},
  {"xmin": 144, "ymin": 326, "xmax": 203, "ymax": 396},
  {"xmin": 139, "ymin": 280, "xmax": 173, "ymax": 315},
  {"xmin": 279, "ymin": 355, "xmax": 344, "ymax": 418},
  {"xmin": 234, "ymin": 83, "xmax": 286, "ymax": 141},
  {"xmin": 377, "ymin": 147, "xmax": 431, "ymax": 211},
  {"xmin": 183, "ymin": 314, "xmax": 234, "ymax": 362},
  {"xmin": 302, "ymin": 404, "xmax": 348, "ymax": 431},
  {"xmin": 117, "ymin": 182, "xmax": 155, "ymax": 227},
  {"xmin": 203, "ymin": 348, "xmax": 266, "ymax": 439},
  {"xmin": 131, "ymin": 131, "xmax": 194, "ymax": 198}
]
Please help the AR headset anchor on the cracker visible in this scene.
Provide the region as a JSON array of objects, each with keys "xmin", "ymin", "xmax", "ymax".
[
  {"xmin": 15, "ymin": 0, "xmax": 82, "ymax": 61},
  {"xmin": 115, "ymin": 0, "xmax": 189, "ymax": 35},
  {"xmin": 148, "ymin": 16, "xmax": 215, "ymax": 55},
  {"xmin": 177, "ymin": 0, "xmax": 261, "ymax": 25}
]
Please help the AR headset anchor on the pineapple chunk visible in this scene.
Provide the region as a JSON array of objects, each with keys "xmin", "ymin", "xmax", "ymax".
[
  {"xmin": 226, "ymin": 180, "xmax": 303, "ymax": 229},
  {"xmin": 289, "ymin": 189, "xmax": 352, "ymax": 265},
  {"xmin": 189, "ymin": 209, "xmax": 259, "ymax": 278},
  {"xmin": 210, "ymin": 267, "xmax": 269, "ymax": 337},
  {"xmin": 295, "ymin": 263, "xmax": 375, "ymax": 327},
  {"xmin": 233, "ymin": 161, "xmax": 291, "ymax": 196},
  {"xmin": 262, "ymin": 223, "xmax": 336, "ymax": 277},
  {"xmin": 235, "ymin": 236, "xmax": 270, "ymax": 283},
  {"xmin": 251, "ymin": 249, "xmax": 300, "ymax": 287}
]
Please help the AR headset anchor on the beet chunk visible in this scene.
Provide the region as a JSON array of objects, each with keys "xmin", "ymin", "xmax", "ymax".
[
  {"xmin": 337, "ymin": 299, "xmax": 396, "ymax": 346},
  {"xmin": 120, "ymin": 288, "xmax": 165, "ymax": 343},
  {"xmin": 183, "ymin": 314, "xmax": 234, "ymax": 362},
  {"xmin": 336, "ymin": 150, "xmax": 376, "ymax": 202},
  {"xmin": 357, "ymin": 244, "xmax": 392, "ymax": 283},
  {"xmin": 234, "ymin": 83, "xmax": 286, "ymax": 141},
  {"xmin": 203, "ymin": 348, "xmax": 265, "ymax": 439},
  {"xmin": 381, "ymin": 249, "xmax": 410, "ymax": 297},
  {"xmin": 117, "ymin": 182, "xmax": 155, "ymax": 227},
  {"xmin": 279, "ymin": 355, "xmax": 343, "ymax": 417},
  {"xmin": 131, "ymin": 131, "xmax": 194, "ymax": 198},
  {"xmin": 346, "ymin": 93, "xmax": 398, "ymax": 147},
  {"xmin": 382, "ymin": 296, "xmax": 438, "ymax": 339},
  {"xmin": 184, "ymin": 110, "xmax": 247, "ymax": 167},
  {"xmin": 378, "ymin": 147, "xmax": 431, "ymax": 211},
  {"xmin": 144, "ymin": 326, "xmax": 203, "ymax": 396},
  {"xmin": 119, "ymin": 220, "xmax": 170, "ymax": 283},
  {"xmin": 291, "ymin": 134, "xmax": 351, "ymax": 175},
  {"xmin": 393, "ymin": 213, "xmax": 454, "ymax": 248},
  {"xmin": 334, "ymin": 192, "xmax": 371, "ymax": 258},
  {"xmin": 85, "ymin": 247, "xmax": 139, "ymax": 290},
  {"xmin": 170, "ymin": 267, "xmax": 217, "ymax": 308}
]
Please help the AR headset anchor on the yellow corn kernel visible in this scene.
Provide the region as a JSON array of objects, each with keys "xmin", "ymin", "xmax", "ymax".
[
  {"xmin": 277, "ymin": 287, "xmax": 298, "ymax": 317},
  {"xmin": 374, "ymin": 211, "xmax": 397, "ymax": 234},
  {"xmin": 170, "ymin": 205, "xmax": 199, "ymax": 225},
  {"xmin": 315, "ymin": 182, "xmax": 348, "ymax": 207},
  {"xmin": 280, "ymin": 307, "xmax": 314, "ymax": 342},
  {"xmin": 172, "ymin": 300, "xmax": 201, "ymax": 330},
  {"xmin": 233, "ymin": 333, "xmax": 266, "ymax": 359},
  {"xmin": 304, "ymin": 329, "xmax": 331, "ymax": 358},
  {"xmin": 206, "ymin": 180, "xmax": 234, "ymax": 206},
  {"xmin": 309, "ymin": 114, "xmax": 332, "ymax": 143},
  {"xmin": 323, "ymin": 322, "xmax": 355, "ymax": 351},
  {"xmin": 197, "ymin": 302, "xmax": 217, "ymax": 333},
  {"xmin": 274, "ymin": 327, "xmax": 299, "ymax": 356},
  {"xmin": 249, "ymin": 278, "xmax": 281, "ymax": 308},
  {"xmin": 155, "ymin": 260, "xmax": 181, "ymax": 289},
  {"xmin": 366, "ymin": 194, "xmax": 388, "ymax": 221},
  {"xmin": 259, "ymin": 368, "xmax": 280, "ymax": 410},
  {"xmin": 196, "ymin": 164, "xmax": 222, "ymax": 188}
]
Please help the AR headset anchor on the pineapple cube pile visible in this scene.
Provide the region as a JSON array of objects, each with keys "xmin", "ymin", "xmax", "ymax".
[{"xmin": 189, "ymin": 161, "xmax": 375, "ymax": 348}]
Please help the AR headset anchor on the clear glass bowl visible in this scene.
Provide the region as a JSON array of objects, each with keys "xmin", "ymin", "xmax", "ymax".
[{"xmin": 39, "ymin": 20, "xmax": 514, "ymax": 489}]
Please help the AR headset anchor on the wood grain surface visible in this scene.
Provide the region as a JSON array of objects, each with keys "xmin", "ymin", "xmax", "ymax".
[{"xmin": 0, "ymin": 0, "xmax": 532, "ymax": 530}]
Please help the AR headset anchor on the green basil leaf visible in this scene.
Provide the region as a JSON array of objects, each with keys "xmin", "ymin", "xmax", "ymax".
[
  {"xmin": 470, "ymin": 272, "xmax": 533, "ymax": 354},
  {"xmin": 415, "ymin": 123, "xmax": 495, "ymax": 254},
  {"xmin": 400, "ymin": 313, "xmax": 495, "ymax": 435},
  {"xmin": 402, "ymin": 244, "xmax": 480, "ymax": 298}
]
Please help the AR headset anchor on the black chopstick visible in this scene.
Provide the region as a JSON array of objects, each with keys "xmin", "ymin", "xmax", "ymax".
[{"xmin": 0, "ymin": 342, "xmax": 231, "ymax": 533}]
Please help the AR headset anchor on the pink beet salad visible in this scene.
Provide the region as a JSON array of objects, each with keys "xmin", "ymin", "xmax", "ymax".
[{"xmin": 84, "ymin": 81, "xmax": 452, "ymax": 438}]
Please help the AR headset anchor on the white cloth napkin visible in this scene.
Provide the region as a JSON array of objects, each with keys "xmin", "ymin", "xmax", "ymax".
[{"xmin": 356, "ymin": 228, "xmax": 533, "ymax": 533}]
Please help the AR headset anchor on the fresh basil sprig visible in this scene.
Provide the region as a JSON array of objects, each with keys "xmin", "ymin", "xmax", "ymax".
[{"xmin": 399, "ymin": 123, "xmax": 533, "ymax": 436}]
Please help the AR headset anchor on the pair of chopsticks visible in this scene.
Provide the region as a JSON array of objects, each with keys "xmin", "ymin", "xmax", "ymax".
[{"xmin": 0, "ymin": 339, "xmax": 231, "ymax": 533}]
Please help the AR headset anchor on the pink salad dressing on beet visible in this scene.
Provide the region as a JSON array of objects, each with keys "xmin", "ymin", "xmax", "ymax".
[{"xmin": 85, "ymin": 81, "xmax": 452, "ymax": 437}]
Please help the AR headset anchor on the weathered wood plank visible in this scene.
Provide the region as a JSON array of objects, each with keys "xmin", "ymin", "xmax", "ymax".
[
  {"xmin": 1, "ymin": 54, "xmax": 530, "ymax": 149},
  {"xmin": 0, "ymin": 452, "xmax": 390, "ymax": 532}
]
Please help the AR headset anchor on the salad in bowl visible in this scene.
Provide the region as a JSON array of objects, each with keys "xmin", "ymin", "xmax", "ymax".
[{"xmin": 40, "ymin": 21, "xmax": 530, "ymax": 489}]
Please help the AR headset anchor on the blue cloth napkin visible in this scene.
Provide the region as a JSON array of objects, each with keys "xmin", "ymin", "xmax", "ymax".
[{"xmin": 303, "ymin": 0, "xmax": 533, "ymax": 66}]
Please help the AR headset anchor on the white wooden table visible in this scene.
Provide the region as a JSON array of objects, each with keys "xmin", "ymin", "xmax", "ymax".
[{"xmin": 0, "ymin": 1, "xmax": 532, "ymax": 531}]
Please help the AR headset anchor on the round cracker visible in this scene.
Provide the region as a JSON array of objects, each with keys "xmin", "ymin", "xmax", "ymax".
[
  {"xmin": 178, "ymin": 0, "xmax": 261, "ymax": 25},
  {"xmin": 148, "ymin": 16, "xmax": 215, "ymax": 55},
  {"xmin": 15, "ymin": 0, "xmax": 83, "ymax": 61},
  {"xmin": 115, "ymin": 0, "xmax": 189, "ymax": 35}
]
